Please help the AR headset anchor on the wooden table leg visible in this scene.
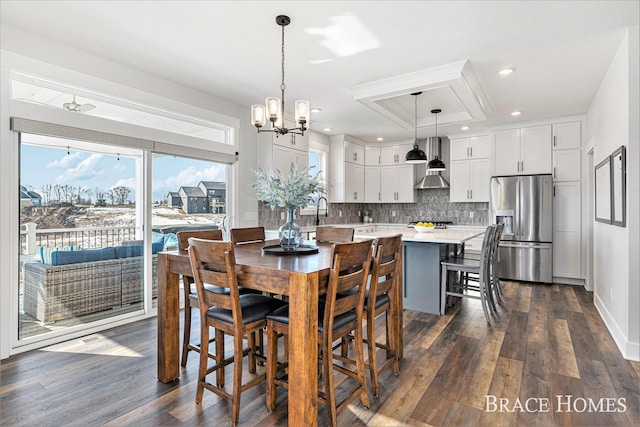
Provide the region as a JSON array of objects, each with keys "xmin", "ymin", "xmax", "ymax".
[
  {"xmin": 287, "ymin": 272, "xmax": 318, "ymax": 426},
  {"xmin": 158, "ymin": 253, "xmax": 180, "ymax": 383}
]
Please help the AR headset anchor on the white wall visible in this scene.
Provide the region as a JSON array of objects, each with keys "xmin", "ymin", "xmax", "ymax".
[
  {"xmin": 0, "ymin": 25, "xmax": 259, "ymax": 358},
  {"xmin": 585, "ymin": 26, "xmax": 639, "ymax": 361}
]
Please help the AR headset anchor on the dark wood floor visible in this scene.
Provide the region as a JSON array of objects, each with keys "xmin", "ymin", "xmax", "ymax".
[{"xmin": 1, "ymin": 281, "xmax": 639, "ymax": 426}]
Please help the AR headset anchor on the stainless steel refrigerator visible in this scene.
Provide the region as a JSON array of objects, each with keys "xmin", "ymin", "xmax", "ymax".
[{"xmin": 489, "ymin": 174, "xmax": 553, "ymax": 284}]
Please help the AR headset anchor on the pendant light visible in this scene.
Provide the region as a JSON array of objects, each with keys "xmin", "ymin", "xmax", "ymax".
[
  {"xmin": 427, "ymin": 108, "xmax": 446, "ymax": 171},
  {"xmin": 251, "ymin": 15, "xmax": 309, "ymax": 136},
  {"xmin": 405, "ymin": 92, "xmax": 428, "ymax": 164}
]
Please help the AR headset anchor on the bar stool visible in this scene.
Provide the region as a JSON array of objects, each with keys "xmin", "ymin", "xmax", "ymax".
[
  {"xmin": 265, "ymin": 240, "xmax": 374, "ymax": 427},
  {"xmin": 176, "ymin": 229, "xmax": 223, "ymax": 367},
  {"xmin": 440, "ymin": 225, "xmax": 496, "ymax": 323},
  {"xmin": 364, "ymin": 234, "xmax": 402, "ymax": 398},
  {"xmin": 187, "ymin": 238, "xmax": 287, "ymax": 426},
  {"xmin": 315, "ymin": 226, "xmax": 354, "ymax": 243}
]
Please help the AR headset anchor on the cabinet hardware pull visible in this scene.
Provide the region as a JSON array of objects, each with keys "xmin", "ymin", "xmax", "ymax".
[
  {"xmin": 553, "ymin": 135, "xmax": 556, "ymax": 146},
  {"xmin": 353, "ymin": 152, "xmax": 357, "ymax": 162},
  {"xmin": 467, "ymin": 147, "xmax": 470, "ymax": 157},
  {"xmin": 470, "ymin": 189, "xmax": 472, "ymax": 199},
  {"xmin": 470, "ymin": 147, "xmax": 473, "ymax": 157},
  {"xmin": 553, "ymin": 167, "xmax": 556, "ymax": 178},
  {"xmin": 378, "ymin": 192, "xmax": 381, "ymax": 201},
  {"xmin": 553, "ymin": 186, "xmax": 556, "ymax": 197},
  {"xmin": 378, "ymin": 155, "xmax": 381, "ymax": 165}
]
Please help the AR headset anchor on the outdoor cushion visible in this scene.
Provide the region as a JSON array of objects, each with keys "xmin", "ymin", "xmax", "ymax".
[
  {"xmin": 51, "ymin": 247, "xmax": 117, "ymax": 266},
  {"xmin": 115, "ymin": 242, "xmax": 164, "ymax": 258}
]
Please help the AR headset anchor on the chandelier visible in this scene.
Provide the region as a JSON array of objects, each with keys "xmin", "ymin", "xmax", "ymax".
[{"xmin": 251, "ymin": 15, "xmax": 309, "ymax": 136}]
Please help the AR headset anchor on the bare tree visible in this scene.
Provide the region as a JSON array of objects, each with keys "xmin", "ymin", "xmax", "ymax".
[
  {"xmin": 75, "ymin": 186, "xmax": 88, "ymax": 205},
  {"xmin": 61, "ymin": 185, "xmax": 73, "ymax": 204},
  {"xmin": 111, "ymin": 186, "xmax": 131, "ymax": 205},
  {"xmin": 94, "ymin": 187, "xmax": 105, "ymax": 200},
  {"xmin": 41, "ymin": 184, "xmax": 51, "ymax": 205},
  {"xmin": 106, "ymin": 189, "xmax": 117, "ymax": 205},
  {"xmin": 52, "ymin": 184, "xmax": 62, "ymax": 203}
]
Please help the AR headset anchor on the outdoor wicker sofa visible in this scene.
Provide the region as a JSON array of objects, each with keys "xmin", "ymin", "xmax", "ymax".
[{"xmin": 23, "ymin": 244, "xmax": 161, "ymax": 323}]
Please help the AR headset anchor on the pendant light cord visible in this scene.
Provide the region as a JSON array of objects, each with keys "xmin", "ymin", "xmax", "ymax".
[
  {"xmin": 280, "ymin": 22, "xmax": 286, "ymax": 105},
  {"xmin": 414, "ymin": 94, "xmax": 418, "ymax": 141}
]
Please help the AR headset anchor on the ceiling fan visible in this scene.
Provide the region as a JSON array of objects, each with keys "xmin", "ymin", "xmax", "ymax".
[{"xmin": 62, "ymin": 95, "xmax": 95, "ymax": 112}]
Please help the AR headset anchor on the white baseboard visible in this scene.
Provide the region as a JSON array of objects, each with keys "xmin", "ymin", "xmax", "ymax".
[
  {"xmin": 594, "ymin": 292, "xmax": 639, "ymax": 362},
  {"xmin": 553, "ymin": 277, "xmax": 585, "ymax": 286}
]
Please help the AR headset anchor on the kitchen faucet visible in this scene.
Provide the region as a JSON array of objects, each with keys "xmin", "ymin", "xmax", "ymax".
[{"xmin": 315, "ymin": 196, "xmax": 328, "ymax": 226}]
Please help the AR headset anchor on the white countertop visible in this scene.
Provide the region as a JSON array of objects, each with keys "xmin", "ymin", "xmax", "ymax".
[{"xmin": 354, "ymin": 228, "xmax": 485, "ymax": 244}]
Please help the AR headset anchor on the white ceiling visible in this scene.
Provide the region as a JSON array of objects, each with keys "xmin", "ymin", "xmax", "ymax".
[{"xmin": 1, "ymin": 1, "xmax": 638, "ymax": 143}]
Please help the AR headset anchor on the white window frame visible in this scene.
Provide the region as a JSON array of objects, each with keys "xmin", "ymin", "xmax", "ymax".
[{"xmin": 300, "ymin": 147, "xmax": 329, "ymax": 216}]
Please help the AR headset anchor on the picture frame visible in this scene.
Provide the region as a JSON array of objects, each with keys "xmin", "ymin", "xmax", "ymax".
[
  {"xmin": 611, "ymin": 145, "xmax": 626, "ymax": 227},
  {"xmin": 594, "ymin": 155, "xmax": 612, "ymax": 224}
]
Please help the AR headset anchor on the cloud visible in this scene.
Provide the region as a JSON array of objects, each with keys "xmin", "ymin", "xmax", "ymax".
[
  {"xmin": 114, "ymin": 163, "xmax": 126, "ymax": 172},
  {"xmin": 46, "ymin": 151, "xmax": 83, "ymax": 168},
  {"xmin": 154, "ymin": 164, "xmax": 226, "ymax": 196},
  {"xmin": 55, "ymin": 153, "xmax": 105, "ymax": 183},
  {"xmin": 111, "ymin": 178, "xmax": 136, "ymax": 189}
]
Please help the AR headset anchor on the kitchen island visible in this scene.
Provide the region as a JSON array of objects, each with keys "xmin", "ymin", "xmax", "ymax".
[{"xmin": 355, "ymin": 228, "xmax": 486, "ymax": 315}]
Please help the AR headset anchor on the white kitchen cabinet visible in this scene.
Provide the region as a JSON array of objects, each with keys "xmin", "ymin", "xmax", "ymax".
[
  {"xmin": 553, "ymin": 149, "xmax": 581, "ymax": 181},
  {"xmin": 380, "ymin": 143, "xmax": 413, "ymax": 166},
  {"xmin": 364, "ymin": 166, "xmax": 381, "ymax": 202},
  {"xmin": 273, "ymin": 145, "xmax": 308, "ymax": 174},
  {"xmin": 553, "ymin": 121, "xmax": 581, "ymax": 150},
  {"xmin": 365, "ymin": 146, "xmax": 380, "ymax": 165},
  {"xmin": 450, "ymin": 135, "xmax": 490, "ymax": 161},
  {"xmin": 330, "ymin": 135, "xmax": 366, "ymax": 202},
  {"xmin": 449, "ymin": 158, "xmax": 490, "ymax": 202},
  {"xmin": 493, "ymin": 126, "xmax": 551, "ymax": 175},
  {"xmin": 380, "ymin": 164, "xmax": 415, "ymax": 202},
  {"xmin": 553, "ymin": 181, "xmax": 581, "ymax": 279}
]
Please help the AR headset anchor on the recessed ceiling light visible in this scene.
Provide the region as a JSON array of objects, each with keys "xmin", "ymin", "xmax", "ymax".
[
  {"xmin": 499, "ymin": 68, "xmax": 515, "ymax": 76},
  {"xmin": 377, "ymin": 137, "xmax": 384, "ymax": 141},
  {"xmin": 323, "ymin": 127, "xmax": 332, "ymax": 132},
  {"xmin": 511, "ymin": 111, "xmax": 521, "ymax": 116},
  {"xmin": 461, "ymin": 126, "xmax": 470, "ymax": 130},
  {"xmin": 310, "ymin": 108, "xmax": 322, "ymax": 113}
]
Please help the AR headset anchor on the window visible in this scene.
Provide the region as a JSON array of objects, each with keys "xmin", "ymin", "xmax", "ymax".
[{"xmin": 300, "ymin": 148, "xmax": 328, "ymax": 215}]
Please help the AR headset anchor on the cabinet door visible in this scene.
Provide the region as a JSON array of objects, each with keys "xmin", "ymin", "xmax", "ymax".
[
  {"xmin": 493, "ymin": 129, "xmax": 521, "ymax": 175},
  {"xmin": 380, "ymin": 146, "xmax": 397, "ymax": 166},
  {"xmin": 521, "ymin": 125, "xmax": 552, "ymax": 174},
  {"xmin": 553, "ymin": 181, "xmax": 581, "ymax": 278},
  {"xmin": 365, "ymin": 146, "xmax": 380, "ymax": 165},
  {"xmin": 273, "ymin": 145, "xmax": 292, "ymax": 173},
  {"xmin": 395, "ymin": 164, "xmax": 415, "ymax": 202},
  {"xmin": 469, "ymin": 135, "xmax": 491, "ymax": 159},
  {"xmin": 345, "ymin": 163, "xmax": 364, "ymax": 201},
  {"xmin": 553, "ymin": 121, "xmax": 581, "ymax": 150},
  {"xmin": 449, "ymin": 160, "xmax": 471, "ymax": 202},
  {"xmin": 380, "ymin": 166, "xmax": 397, "ymax": 202},
  {"xmin": 469, "ymin": 158, "xmax": 490, "ymax": 201},
  {"xmin": 553, "ymin": 149, "xmax": 581, "ymax": 181},
  {"xmin": 450, "ymin": 138, "xmax": 470, "ymax": 161},
  {"xmin": 345, "ymin": 141, "xmax": 364, "ymax": 165},
  {"xmin": 364, "ymin": 166, "xmax": 381, "ymax": 202}
]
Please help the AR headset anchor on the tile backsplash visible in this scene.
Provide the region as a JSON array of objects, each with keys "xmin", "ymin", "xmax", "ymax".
[{"xmin": 258, "ymin": 188, "xmax": 489, "ymax": 229}]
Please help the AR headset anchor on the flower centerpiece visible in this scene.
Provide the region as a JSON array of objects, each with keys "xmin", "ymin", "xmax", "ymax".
[{"xmin": 251, "ymin": 163, "xmax": 326, "ymax": 250}]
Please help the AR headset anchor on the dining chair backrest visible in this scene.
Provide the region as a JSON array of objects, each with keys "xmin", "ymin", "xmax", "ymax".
[
  {"xmin": 187, "ymin": 238, "xmax": 241, "ymax": 318},
  {"xmin": 231, "ymin": 227, "xmax": 265, "ymax": 245},
  {"xmin": 479, "ymin": 225, "xmax": 497, "ymax": 283},
  {"xmin": 368, "ymin": 234, "xmax": 403, "ymax": 306},
  {"xmin": 323, "ymin": 240, "xmax": 374, "ymax": 329},
  {"xmin": 492, "ymin": 222, "xmax": 504, "ymax": 255},
  {"xmin": 177, "ymin": 229, "xmax": 223, "ymax": 251},
  {"xmin": 315, "ymin": 226, "xmax": 354, "ymax": 243}
]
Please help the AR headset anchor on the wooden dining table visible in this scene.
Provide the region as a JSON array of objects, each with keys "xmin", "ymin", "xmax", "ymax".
[{"xmin": 156, "ymin": 239, "xmax": 403, "ymax": 426}]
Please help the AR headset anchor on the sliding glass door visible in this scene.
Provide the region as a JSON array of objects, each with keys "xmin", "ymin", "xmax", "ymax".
[{"xmin": 18, "ymin": 134, "xmax": 144, "ymax": 340}]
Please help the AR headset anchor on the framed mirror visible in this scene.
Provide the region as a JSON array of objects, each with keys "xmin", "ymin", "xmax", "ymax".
[
  {"xmin": 595, "ymin": 155, "xmax": 611, "ymax": 224},
  {"xmin": 611, "ymin": 145, "xmax": 626, "ymax": 227}
]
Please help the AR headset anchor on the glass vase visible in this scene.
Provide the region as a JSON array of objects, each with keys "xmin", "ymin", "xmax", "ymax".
[{"xmin": 279, "ymin": 208, "xmax": 302, "ymax": 250}]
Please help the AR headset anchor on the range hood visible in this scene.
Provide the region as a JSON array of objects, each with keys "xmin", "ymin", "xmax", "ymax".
[{"xmin": 415, "ymin": 137, "xmax": 449, "ymax": 189}]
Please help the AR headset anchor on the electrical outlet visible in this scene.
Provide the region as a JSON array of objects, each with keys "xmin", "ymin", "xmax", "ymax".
[
  {"xmin": 339, "ymin": 211, "xmax": 342, "ymax": 217},
  {"xmin": 392, "ymin": 211, "xmax": 397, "ymax": 217},
  {"xmin": 280, "ymin": 211, "xmax": 285, "ymax": 220},
  {"xmin": 469, "ymin": 211, "xmax": 474, "ymax": 218}
]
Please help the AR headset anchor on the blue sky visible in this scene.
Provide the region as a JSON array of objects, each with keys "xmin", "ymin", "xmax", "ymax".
[{"xmin": 21, "ymin": 144, "xmax": 227, "ymax": 203}]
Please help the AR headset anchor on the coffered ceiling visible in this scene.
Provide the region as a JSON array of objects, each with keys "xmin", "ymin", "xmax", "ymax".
[{"xmin": 1, "ymin": 1, "xmax": 638, "ymax": 143}]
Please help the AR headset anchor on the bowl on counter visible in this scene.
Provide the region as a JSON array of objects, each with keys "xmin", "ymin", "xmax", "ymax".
[{"xmin": 414, "ymin": 224, "xmax": 435, "ymax": 233}]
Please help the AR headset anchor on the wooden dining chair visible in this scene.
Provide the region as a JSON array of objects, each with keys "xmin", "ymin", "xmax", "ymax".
[
  {"xmin": 440, "ymin": 225, "xmax": 496, "ymax": 323},
  {"xmin": 176, "ymin": 229, "xmax": 223, "ymax": 367},
  {"xmin": 187, "ymin": 238, "xmax": 287, "ymax": 426},
  {"xmin": 266, "ymin": 239, "xmax": 374, "ymax": 427},
  {"xmin": 363, "ymin": 234, "xmax": 402, "ymax": 398},
  {"xmin": 315, "ymin": 226, "xmax": 354, "ymax": 243},
  {"xmin": 230, "ymin": 227, "xmax": 265, "ymax": 245}
]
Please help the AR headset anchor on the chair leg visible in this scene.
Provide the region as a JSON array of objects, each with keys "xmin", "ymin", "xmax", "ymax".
[
  {"xmin": 266, "ymin": 322, "xmax": 278, "ymax": 412},
  {"xmin": 215, "ymin": 328, "xmax": 225, "ymax": 387},
  {"xmin": 386, "ymin": 305, "xmax": 399, "ymax": 376},
  {"xmin": 322, "ymin": 333, "xmax": 338, "ymax": 427},
  {"xmin": 354, "ymin": 321, "xmax": 370, "ymax": 409},
  {"xmin": 248, "ymin": 331, "xmax": 256, "ymax": 374},
  {"xmin": 440, "ymin": 265, "xmax": 448, "ymax": 315},
  {"xmin": 479, "ymin": 280, "xmax": 491, "ymax": 323},
  {"xmin": 195, "ymin": 322, "xmax": 209, "ymax": 404},
  {"xmin": 181, "ymin": 301, "xmax": 192, "ymax": 367},
  {"xmin": 231, "ymin": 334, "xmax": 244, "ymax": 427},
  {"xmin": 367, "ymin": 312, "xmax": 380, "ymax": 398}
]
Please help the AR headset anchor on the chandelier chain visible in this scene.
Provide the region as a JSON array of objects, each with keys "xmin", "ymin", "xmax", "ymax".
[{"xmin": 280, "ymin": 22, "xmax": 286, "ymax": 93}]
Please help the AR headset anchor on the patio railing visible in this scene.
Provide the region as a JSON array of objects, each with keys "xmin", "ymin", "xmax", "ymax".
[{"xmin": 20, "ymin": 223, "xmax": 139, "ymax": 255}]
